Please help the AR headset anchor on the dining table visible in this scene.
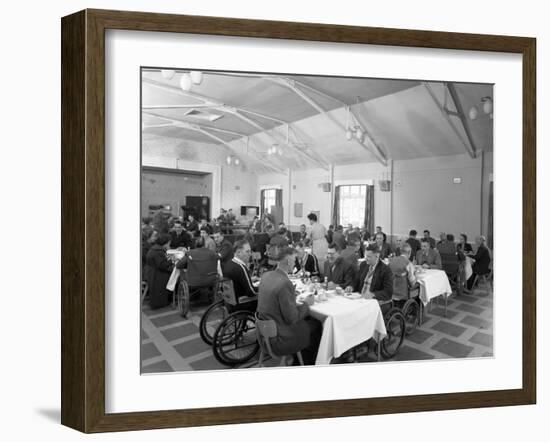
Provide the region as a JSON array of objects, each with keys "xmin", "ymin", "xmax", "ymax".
[
  {"xmin": 292, "ymin": 277, "xmax": 387, "ymax": 365},
  {"xmin": 415, "ymin": 268, "xmax": 453, "ymax": 317}
]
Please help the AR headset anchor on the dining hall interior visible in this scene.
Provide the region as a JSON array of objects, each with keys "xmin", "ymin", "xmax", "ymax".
[{"xmin": 140, "ymin": 68, "xmax": 494, "ymax": 373}]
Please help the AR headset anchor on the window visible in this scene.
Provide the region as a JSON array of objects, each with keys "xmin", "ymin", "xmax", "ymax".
[
  {"xmin": 262, "ymin": 188, "xmax": 277, "ymax": 214},
  {"xmin": 338, "ymin": 185, "xmax": 366, "ymax": 227}
]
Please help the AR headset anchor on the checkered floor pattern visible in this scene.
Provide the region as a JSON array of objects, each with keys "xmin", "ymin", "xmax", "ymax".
[{"xmin": 141, "ymin": 283, "xmax": 493, "ymax": 373}]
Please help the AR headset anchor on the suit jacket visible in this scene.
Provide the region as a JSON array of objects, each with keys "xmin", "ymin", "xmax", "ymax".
[
  {"xmin": 294, "ymin": 252, "xmax": 320, "ymax": 277},
  {"xmin": 354, "ymin": 260, "xmax": 394, "ymax": 301},
  {"xmin": 332, "ymin": 231, "xmax": 347, "ymax": 250},
  {"xmin": 405, "ymin": 237, "xmax": 421, "ymax": 259},
  {"xmin": 170, "ymin": 231, "xmax": 193, "ymax": 249},
  {"xmin": 437, "ymin": 240, "xmax": 457, "ymax": 255},
  {"xmin": 323, "ymin": 257, "xmax": 356, "ymax": 288},
  {"xmin": 340, "ymin": 246, "xmax": 360, "ymax": 269},
  {"xmin": 472, "ymin": 244, "xmax": 491, "ymax": 275},
  {"xmin": 222, "ymin": 258, "xmax": 258, "ymax": 301},
  {"xmin": 416, "ymin": 248, "xmax": 442, "ymax": 269},
  {"xmin": 257, "ymin": 268, "xmax": 311, "ymax": 356},
  {"xmin": 375, "ymin": 242, "xmax": 393, "ymax": 260}
]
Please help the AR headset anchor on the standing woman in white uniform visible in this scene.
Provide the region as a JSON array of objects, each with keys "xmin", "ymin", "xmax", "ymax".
[{"xmin": 306, "ymin": 213, "xmax": 328, "ymax": 273}]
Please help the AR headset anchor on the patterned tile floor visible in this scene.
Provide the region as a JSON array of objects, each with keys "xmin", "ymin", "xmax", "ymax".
[{"xmin": 141, "ymin": 283, "xmax": 493, "ymax": 373}]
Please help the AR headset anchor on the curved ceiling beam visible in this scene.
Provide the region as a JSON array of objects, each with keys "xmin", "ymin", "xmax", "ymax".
[
  {"xmin": 143, "ymin": 77, "xmax": 329, "ymax": 170},
  {"xmin": 422, "ymin": 82, "xmax": 477, "ymax": 159},
  {"xmin": 143, "ymin": 111, "xmax": 286, "ymax": 174},
  {"xmin": 270, "ymin": 77, "xmax": 388, "ymax": 166}
]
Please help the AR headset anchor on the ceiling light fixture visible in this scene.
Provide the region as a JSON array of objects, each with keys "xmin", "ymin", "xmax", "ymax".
[
  {"xmin": 160, "ymin": 69, "xmax": 175, "ymax": 79},
  {"xmin": 481, "ymin": 96, "xmax": 493, "ymax": 114},
  {"xmin": 190, "ymin": 71, "xmax": 203, "ymax": 85},
  {"xmin": 226, "ymin": 156, "xmax": 232, "ymax": 165},
  {"xmin": 468, "ymin": 96, "xmax": 493, "ymax": 121},
  {"xmin": 180, "ymin": 73, "xmax": 192, "ymax": 91},
  {"xmin": 234, "ymin": 158, "xmax": 240, "ymax": 166}
]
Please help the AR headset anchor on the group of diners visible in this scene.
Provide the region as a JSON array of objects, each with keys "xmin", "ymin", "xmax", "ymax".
[{"xmin": 142, "ymin": 208, "xmax": 492, "ymax": 366}]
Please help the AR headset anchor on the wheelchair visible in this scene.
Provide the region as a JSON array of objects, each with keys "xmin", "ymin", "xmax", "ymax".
[
  {"xmin": 391, "ymin": 271, "xmax": 423, "ymax": 336},
  {"xmin": 199, "ymin": 278, "xmax": 260, "ymax": 367},
  {"xmin": 377, "ymin": 298, "xmax": 407, "ymax": 359}
]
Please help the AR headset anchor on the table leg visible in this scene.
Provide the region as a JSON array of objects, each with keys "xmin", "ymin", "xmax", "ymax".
[{"xmin": 377, "ymin": 338, "xmax": 381, "ymax": 361}]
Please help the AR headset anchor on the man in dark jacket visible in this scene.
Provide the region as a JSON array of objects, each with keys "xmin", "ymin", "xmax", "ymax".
[
  {"xmin": 355, "ymin": 244, "xmax": 394, "ymax": 302},
  {"xmin": 170, "ymin": 221, "xmax": 193, "ymax": 249},
  {"xmin": 257, "ymin": 247, "xmax": 321, "ymax": 365},
  {"xmin": 331, "ymin": 225, "xmax": 347, "ymax": 250},
  {"xmin": 212, "ymin": 227, "xmax": 234, "ymax": 265},
  {"xmin": 144, "ymin": 233, "xmax": 174, "ymax": 309},
  {"xmin": 466, "ymin": 235, "xmax": 492, "ymax": 291},
  {"xmin": 323, "ymin": 243, "xmax": 356, "ymax": 288},
  {"xmin": 222, "ymin": 240, "xmax": 258, "ymax": 304},
  {"xmin": 405, "ymin": 229, "xmax": 421, "ymax": 260},
  {"xmin": 294, "ymin": 241, "xmax": 320, "ymax": 277}
]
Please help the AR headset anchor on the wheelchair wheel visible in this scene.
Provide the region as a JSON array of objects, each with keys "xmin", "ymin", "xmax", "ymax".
[
  {"xmin": 176, "ymin": 280, "xmax": 190, "ymax": 318},
  {"xmin": 212, "ymin": 311, "xmax": 259, "ymax": 366},
  {"xmin": 381, "ymin": 307, "xmax": 406, "ymax": 359},
  {"xmin": 402, "ymin": 299, "xmax": 420, "ymax": 335},
  {"xmin": 199, "ymin": 300, "xmax": 229, "ymax": 345}
]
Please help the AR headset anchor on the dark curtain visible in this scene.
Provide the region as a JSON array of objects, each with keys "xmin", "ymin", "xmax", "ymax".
[
  {"xmin": 364, "ymin": 185, "xmax": 374, "ymax": 234},
  {"xmin": 488, "ymin": 181, "xmax": 493, "ymax": 249},
  {"xmin": 275, "ymin": 189, "xmax": 283, "ymax": 207},
  {"xmin": 332, "ymin": 186, "xmax": 340, "ymax": 227},
  {"xmin": 260, "ymin": 189, "xmax": 266, "ymax": 214}
]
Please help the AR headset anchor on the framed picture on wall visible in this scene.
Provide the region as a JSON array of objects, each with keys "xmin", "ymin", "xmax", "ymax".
[{"xmin": 61, "ymin": 9, "xmax": 536, "ymax": 433}]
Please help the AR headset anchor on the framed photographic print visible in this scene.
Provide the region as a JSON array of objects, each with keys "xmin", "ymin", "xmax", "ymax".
[{"xmin": 61, "ymin": 9, "xmax": 536, "ymax": 433}]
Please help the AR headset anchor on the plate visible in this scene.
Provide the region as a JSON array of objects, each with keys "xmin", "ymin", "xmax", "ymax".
[{"xmin": 344, "ymin": 293, "xmax": 362, "ymax": 300}]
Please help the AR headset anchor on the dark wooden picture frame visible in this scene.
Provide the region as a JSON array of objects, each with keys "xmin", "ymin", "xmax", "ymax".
[{"xmin": 61, "ymin": 9, "xmax": 536, "ymax": 433}]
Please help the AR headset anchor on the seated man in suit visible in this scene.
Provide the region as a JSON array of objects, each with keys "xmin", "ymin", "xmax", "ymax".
[
  {"xmin": 170, "ymin": 220, "xmax": 193, "ymax": 249},
  {"xmin": 257, "ymin": 246, "xmax": 322, "ymax": 365},
  {"xmin": 373, "ymin": 232, "xmax": 393, "ymax": 260},
  {"xmin": 293, "ymin": 241, "xmax": 320, "ymax": 277},
  {"xmin": 212, "ymin": 227, "xmax": 234, "ymax": 265},
  {"xmin": 416, "ymin": 239, "xmax": 443, "ymax": 269},
  {"xmin": 465, "ymin": 235, "xmax": 492, "ymax": 291},
  {"xmin": 437, "ymin": 233, "xmax": 457, "ymax": 255},
  {"xmin": 323, "ymin": 243, "xmax": 356, "ymax": 288},
  {"xmin": 222, "ymin": 240, "xmax": 258, "ymax": 304},
  {"xmin": 175, "ymin": 237, "xmax": 219, "ymax": 289},
  {"xmin": 354, "ymin": 244, "xmax": 394, "ymax": 302},
  {"xmin": 423, "ymin": 230, "xmax": 436, "ymax": 249},
  {"xmin": 340, "ymin": 232, "xmax": 361, "ymax": 269},
  {"xmin": 405, "ymin": 229, "xmax": 421, "ymax": 260},
  {"xmin": 332, "ymin": 225, "xmax": 347, "ymax": 250}
]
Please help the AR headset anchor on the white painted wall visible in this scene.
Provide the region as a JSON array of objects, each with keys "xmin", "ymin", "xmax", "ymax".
[
  {"xmin": 142, "ymin": 133, "xmax": 258, "ymax": 218},
  {"xmin": 255, "ymin": 152, "xmax": 492, "ymax": 240}
]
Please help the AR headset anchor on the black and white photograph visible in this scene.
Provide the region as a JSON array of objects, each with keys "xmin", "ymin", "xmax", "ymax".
[{"xmin": 139, "ymin": 68, "xmax": 494, "ymax": 373}]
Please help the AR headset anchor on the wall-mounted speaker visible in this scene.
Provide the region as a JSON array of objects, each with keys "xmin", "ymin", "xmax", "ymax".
[
  {"xmin": 318, "ymin": 182, "xmax": 331, "ymax": 192},
  {"xmin": 379, "ymin": 180, "xmax": 391, "ymax": 192}
]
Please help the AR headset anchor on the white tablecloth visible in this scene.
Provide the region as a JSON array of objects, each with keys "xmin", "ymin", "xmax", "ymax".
[
  {"xmin": 464, "ymin": 257, "xmax": 474, "ymax": 280},
  {"xmin": 307, "ymin": 296, "xmax": 387, "ymax": 365},
  {"xmin": 416, "ymin": 269, "xmax": 452, "ymax": 305}
]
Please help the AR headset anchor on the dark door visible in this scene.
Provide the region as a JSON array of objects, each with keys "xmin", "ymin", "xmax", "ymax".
[{"xmin": 184, "ymin": 196, "xmax": 210, "ymax": 221}]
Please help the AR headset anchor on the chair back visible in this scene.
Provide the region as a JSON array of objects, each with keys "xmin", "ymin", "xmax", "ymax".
[
  {"xmin": 255, "ymin": 312, "xmax": 278, "ymax": 358},
  {"xmin": 392, "ymin": 271, "xmax": 410, "ymax": 301},
  {"xmin": 218, "ymin": 278, "xmax": 238, "ymax": 305},
  {"xmin": 440, "ymin": 252, "xmax": 459, "ymax": 277},
  {"xmin": 185, "ymin": 250, "xmax": 219, "ymax": 287}
]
